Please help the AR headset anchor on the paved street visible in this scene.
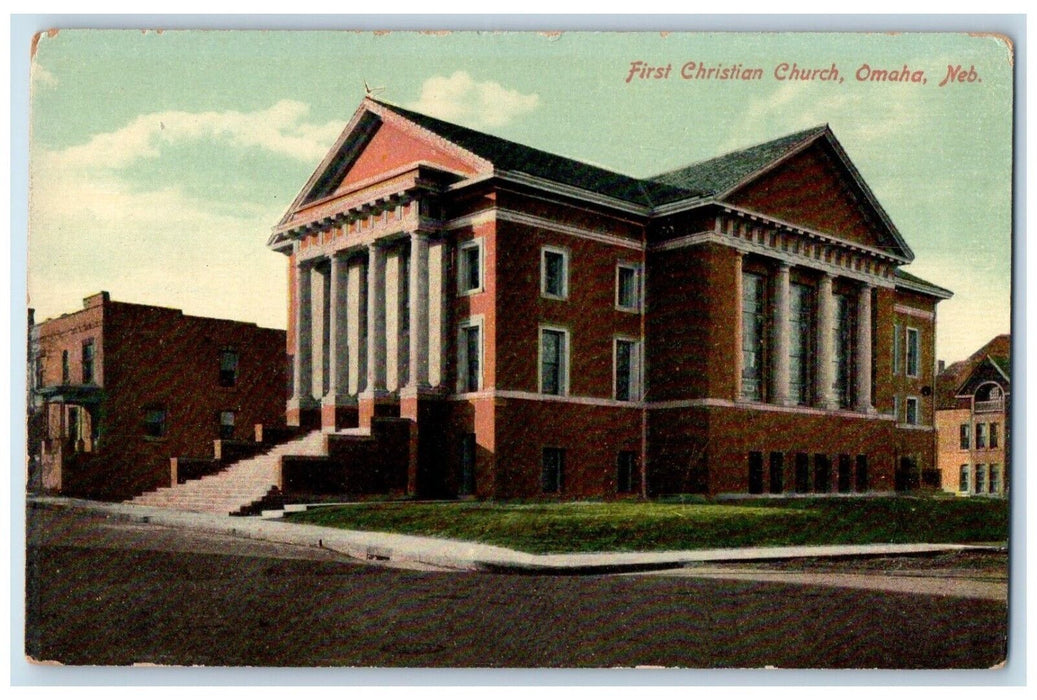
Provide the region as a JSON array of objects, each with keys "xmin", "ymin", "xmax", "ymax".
[{"xmin": 24, "ymin": 504, "xmax": 1008, "ymax": 668}]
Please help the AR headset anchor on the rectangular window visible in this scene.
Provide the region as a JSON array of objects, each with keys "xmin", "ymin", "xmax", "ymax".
[
  {"xmin": 34, "ymin": 357, "xmax": 44, "ymax": 389},
  {"xmin": 82, "ymin": 340, "xmax": 95, "ymax": 384},
  {"xmin": 542, "ymin": 447, "xmax": 565, "ymax": 493},
  {"xmin": 892, "ymin": 323, "xmax": 903, "ymax": 375},
  {"xmin": 975, "ymin": 423, "xmax": 987, "ymax": 449},
  {"xmin": 741, "ymin": 271, "xmax": 767, "ymax": 401},
  {"xmin": 219, "ymin": 410, "xmax": 235, "ymax": 440},
  {"xmin": 541, "ymin": 247, "xmax": 568, "ymax": 299},
  {"xmin": 855, "ymin": 455, "xmax": 869, "ymax": 492},
  {"xmin": 219, "ymin": 349, "xmax": 239, "ymax": 387},
  {"xmin": 974, "ymin": 464, "xmax": 986, "ymax": 494},
  {"xmin": 617, "ymin": 451, "xmax": 638, "ymax": 494},
  {"xmin": 990, "ymin": 423, "xmax": 999, "ymax": 448},
  {"xmin": 61, "ymin": 350, "xmax": 70, "ymax": 384},
  {"xmin": 959, "ymin": 464, "xmax": 970, "ymax": 493},
  {"xmin": 794, "ymin": 453, "xmax": 810, "ymax": 493},
  {"xmin": 906, "ymin": 327, "xmax": 920, "ymax": 377},
  {"xmin": 614, "ymin": 338, "xmax": 641, "ymax": 401},
  {"xmin": 458, "ymin": 240, "xmax": 483, "ymax": 294},
  {"xmin": 748, "ymin": 451, "xmax": 764, "ymax": 494},
  {"xmin": 989, "ymin": 465, "xmax": 1000, "ymax": 494},
  {"xmin": 457, "ymin": 320, "xmax": 482, "ymax": 393},
  {"xmin": 838, "ymin": 454, "xmax": 853, "ymax": 493},
  {"xmin": 832, "ymin": 294, "xmax": 855, "ymax": 408},
  {"xmin": 905, "ymin": 397, "xmax": 920, "ymax": 425},
  {"xmin": 814, "ymin": 454, "xmax": 831, "ymax": 493},
  {"xmin": 616, "ymin": 264, "xmax": 641, "ymax": 311},
  {"xmin": 540, "ymin": 327, "xmax": 569, "ymax": 396},
  {"xmin": 789, "ymin": 283, "xmax": 813, "ymax": 405},
  {"xmin": 960, "ymin": 424, "xmax": 971, "ymax": 450},
  {"xmin": 769, "ymin": 452, "xmax": 784, "ymax": 494},
  {"xmin": 143, "ymin": 406, "xmax": 167, "ymax": 439}
]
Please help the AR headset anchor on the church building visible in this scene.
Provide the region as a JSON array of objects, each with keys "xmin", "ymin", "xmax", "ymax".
[{"xmin": 269, "ymin": 97, "xmax": 951, "ymax": 499}]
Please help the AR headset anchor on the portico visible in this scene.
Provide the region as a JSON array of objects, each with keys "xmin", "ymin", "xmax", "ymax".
[{"xmin": 286, "ymin": 225, "xmax": 447, "ymax": 431}]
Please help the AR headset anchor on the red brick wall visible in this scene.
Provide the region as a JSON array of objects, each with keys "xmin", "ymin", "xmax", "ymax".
[
  {"xmin": 890, "ymin": 288, "xmax": 939, "ymax": 425},
  {"xmin": 35, "ymin": 297, "xmax": 287, "ymax": 501},
  {"xmin": 494, "ymin": 197, "xmax": 644, "ymax": 397},
  {"xmin": 494, "ymin": 399, "xmax": 642, "ymax": 498},
  {"xmin": 647, "ymin": 242, "xmax": 740, "ymax": 402}
]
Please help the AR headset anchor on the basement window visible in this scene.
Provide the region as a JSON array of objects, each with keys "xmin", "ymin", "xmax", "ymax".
[{"xmin": 143, "ymin": 406, "xmax": 167, "ymax": 439}]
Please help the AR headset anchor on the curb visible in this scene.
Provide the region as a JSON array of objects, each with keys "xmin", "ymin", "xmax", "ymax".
[{"xmin": 28, "ymin": 496, "xmax": 1007, "ymax": 575}]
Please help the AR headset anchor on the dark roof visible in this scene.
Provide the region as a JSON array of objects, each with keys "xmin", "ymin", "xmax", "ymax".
[
  {"xmin": 936, "ymin": 334, "xmax": 1012, "ymax": 409},
  {"xmin": 894, "ymin": 269, "xmax": 953, "ymax": 299},
  {"xmin": 374, "ymin": 98, "xmax": 692, "ymax": 208},
  {"xmin": 989, "ymin": 355, "xmax": 1011, "ymax": 379},
  {"xmin": 648, "ymin": 126, "xmax": 828, "ymax": 199}
]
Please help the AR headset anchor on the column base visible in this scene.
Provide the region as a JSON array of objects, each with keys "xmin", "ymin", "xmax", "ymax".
[
  {"xmin": 398, "ymin": 383, "xmax": 439, "ymax": 400},
  {"xmin": 358, "ymin": 391, "xmax": 398, "ymax": 428},
  {"xmin": 321, "ymin": 395, "xmax": 360, "ymax": 432},
  {"xmin": 286, "ymin": 397, "xmax": 321, "ymax": 429}
]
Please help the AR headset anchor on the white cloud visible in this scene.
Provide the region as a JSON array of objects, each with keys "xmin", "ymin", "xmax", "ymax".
[
  {"xmin": 24, "ymin": 101, "xmax": 341, "ymax": 327},
  {"xmin": 50, "ymin": 100, "xmax": 345, "ymax": 171},
  {"xmin": 408, "ymin": 71, "xmax": 539, "ymax": 128},
  {"xmin": 28, "ymin": 156, "xmax": 288, "ymax": 329}
]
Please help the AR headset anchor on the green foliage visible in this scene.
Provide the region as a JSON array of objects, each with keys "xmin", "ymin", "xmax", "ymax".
[{"xmin": 285, "ymin": 497, "xmax": 1009, "ymax": 554}]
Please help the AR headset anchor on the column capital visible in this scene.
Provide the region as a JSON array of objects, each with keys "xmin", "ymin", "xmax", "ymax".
[{"xmin": 776, "ymin": 260, "xmax": 792, "ymax": 271}]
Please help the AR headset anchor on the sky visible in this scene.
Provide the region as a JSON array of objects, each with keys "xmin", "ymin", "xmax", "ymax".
[{"xmin": 26, "ymin": 29, "xmax": 1014, "ymax": 365}]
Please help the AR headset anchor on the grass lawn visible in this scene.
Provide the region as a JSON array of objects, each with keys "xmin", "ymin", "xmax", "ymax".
[{"xmin": 283, "ymin": 496, "xmax": 1010, "ymax": 554}]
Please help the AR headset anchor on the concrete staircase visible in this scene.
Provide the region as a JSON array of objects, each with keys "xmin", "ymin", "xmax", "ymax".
[{"xmin": 128, "ymin": 431, "xmax": 326, "ymax": 515}]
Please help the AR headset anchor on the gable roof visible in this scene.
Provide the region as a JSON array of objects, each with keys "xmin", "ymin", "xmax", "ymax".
[
  {"xmin": 894, "ymin": 269, "xmax": 953, "ymax": 299},
  {"xmin": 649, "ymin": 125, "xmax": 829, "ymax": 199},
  {"xmin": 955, "ymin": 355, "xmax": 1011, "ymax": 398},
  {"xmin": 276, "ymin": 97, "xmax": 917, "ymax": 263},
  {"xmin": 936, "ymin": 334, "xmax": 1012, "ymax": 409},
  {"xmin": 370, "ymin": 98, "xmax": 692, "ymax": 208}
]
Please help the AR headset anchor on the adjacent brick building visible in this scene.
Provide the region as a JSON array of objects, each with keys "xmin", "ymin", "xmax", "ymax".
[
  {"xmin": 269, "ymin": 97, "xmax": 951, "ymax": 499},
  {"xmin": 29, "ymin": 292, "xmax": 287, "ymax": 500},
  {"xmin": 935, "ymin": 335, "xmax": 1011, "ymax": 497}
]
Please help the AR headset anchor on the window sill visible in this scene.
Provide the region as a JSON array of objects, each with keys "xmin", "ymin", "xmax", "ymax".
[
  {"xmin": 541, "ymin": 293, "xmax": 568, "ymax": 301},
  {"xmin": 458, "ymin": 287, "xmax": 484, "ymax": 297}
]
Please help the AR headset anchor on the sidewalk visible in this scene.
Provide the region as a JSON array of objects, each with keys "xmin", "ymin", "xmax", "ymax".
[{"xmin": 28, "ymin": 495, "xmax": 1005, "ymax": 574}]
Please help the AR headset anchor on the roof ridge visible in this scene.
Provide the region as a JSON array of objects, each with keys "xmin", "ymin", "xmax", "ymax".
[
  {"xmin": 372, "ymin": 97, "xmax": 642, "ymax": 182},
  {"xmin": 646, "ymin": 124, "xmax": 829, "ymax": 182}
]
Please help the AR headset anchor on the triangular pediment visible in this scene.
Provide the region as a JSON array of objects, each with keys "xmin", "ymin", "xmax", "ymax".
[
  {"xmin": 721, "ymin": 132, "xmax": 912, "ymax": 259},
  {"xmin": 277, "ymin": 99, "xmax": 491, "ymax": 230}
]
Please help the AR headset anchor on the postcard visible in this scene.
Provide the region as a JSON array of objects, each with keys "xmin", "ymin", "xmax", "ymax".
[{"xmin": 23, "ymin": 27, "xmax": 1014, "ymax": 672}]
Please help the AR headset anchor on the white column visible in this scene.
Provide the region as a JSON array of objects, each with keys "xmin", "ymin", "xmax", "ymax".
[
  {"xmin": 290, "ymin": 261, "xmax": 317, "ymax": 408},
  {"xmin": 816, "ymin": 272, "xmax": 836, "ymax": 410},
  {"xmin": 856, "ymin": 283, "xmax": 874, "ymax": 413},
  {"xmin": 408, "ymin": 232, "xmax": 430, "ymax": 390},
  {"xmin": 384, "ymin": 249, "xmax": 408, "ymax": 391},
  {"xmin": 320, "ymin": 264, "xmax": 331, "ymax": 397},
  {"xmin": 324, "ymin": 253, "xmax": 349, "ymax": 404},
  {"xmin": 365, "ymin": 242, "xmax": 387, "ymax": 395},
  {"xmin": 427, "ymin": 239, "xmax": 447, "ymax": 388},
  {"xmin": 347, "ymin": 258, "xmax": 367, "ymax": 395},
  {"xmin": 771, "ymin": 262, "xmax": 791, "ymax": 406}
]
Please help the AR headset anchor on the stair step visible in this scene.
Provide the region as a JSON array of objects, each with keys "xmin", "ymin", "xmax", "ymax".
[{"xmin": 126, "ymin": 429, "xmax": 324, "ymax": 514}]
